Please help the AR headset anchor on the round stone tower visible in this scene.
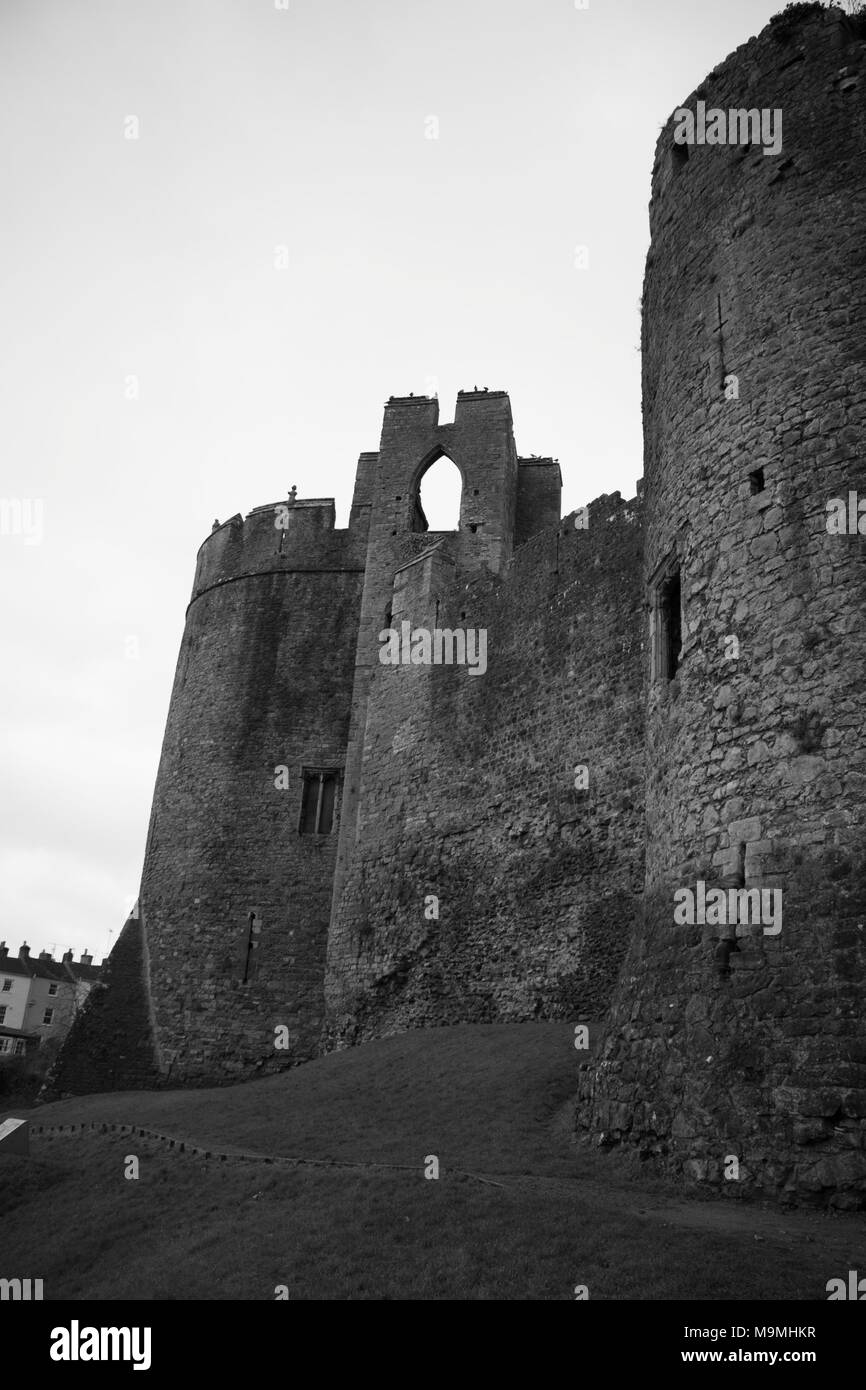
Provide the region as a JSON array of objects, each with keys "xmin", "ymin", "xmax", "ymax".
[
  {"xmin": 138, "ymin": 496, "xmax": 367, "ymax": 1082},
  {"xmin": 581, "ymin": 4, "xmax": 866, "ymax": 1205}
]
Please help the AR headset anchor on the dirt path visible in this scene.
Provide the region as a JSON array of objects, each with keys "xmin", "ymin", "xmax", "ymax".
[{"xmin": 28, "ymin": 1118, "xmax": 866, "ymax": 1258}]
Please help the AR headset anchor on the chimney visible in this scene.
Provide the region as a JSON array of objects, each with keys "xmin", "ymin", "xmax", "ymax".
[
  {"xmin": 62, "ymin": 950, "xmax": 73, "ymax": 964},
  {"xmin": 79, "ymin": 951, "xmax": 93, "ymax": 966},
  {"xmin": 19, "ymin": 942, "xmax": 30, "ymax": 958},
  {"xmin": 39, "ymin": 950, "xmax": 52, "ymax": 961},
  {"xmin": 0, "ymin": 942, "xmax": 7, "ymax": 961}
]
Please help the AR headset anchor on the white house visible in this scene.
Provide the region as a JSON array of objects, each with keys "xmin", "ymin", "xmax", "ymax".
[{"xmin": 0, "ymin": 942, "xmax": 104, "ymax": 1058}]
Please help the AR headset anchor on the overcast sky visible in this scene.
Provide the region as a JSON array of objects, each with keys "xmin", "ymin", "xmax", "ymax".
[{"xmin": 1, "ymin": 0, "xmax": 788, "ymax": 962}]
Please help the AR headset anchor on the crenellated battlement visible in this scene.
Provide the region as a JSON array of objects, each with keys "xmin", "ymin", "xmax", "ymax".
[{"xmin": 190, "ymin": 496, "xmax": 368, "ymax": 605}]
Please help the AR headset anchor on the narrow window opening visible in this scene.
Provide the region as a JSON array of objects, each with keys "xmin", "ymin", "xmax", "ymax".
[
  {"xmin": 652, "ymin": 558, "xmax": 683, "ymax": 684},
  {"xmin": 242, "ymin": 911, "xmax": 261, "ymax": 985},
  {"xmin": 299, "ymin": 769, "xmax": 340, "ymax": 835},
  {"xmin": 662, "ymin": 569, "xmax": 682, "ymax": 679},
  {"xmin": 749, "ymin": 467, "xmax": 764, "ymax": 494},
  {"xmin": 672, "ymin": 141, "xmax": 689, "ymax": 173},
  {"xmin": 665, "ymin": 573, "xmax": 682, "ymax": 678}
]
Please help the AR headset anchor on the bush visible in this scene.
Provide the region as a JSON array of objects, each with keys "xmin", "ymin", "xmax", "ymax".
[
  {"xmin": 0, "ymin": 1037, "xmax": 62, "ymax": 1104},
  {"xmin": 770, "ymin": 1, "xmax": 831, "ymax": 38}
]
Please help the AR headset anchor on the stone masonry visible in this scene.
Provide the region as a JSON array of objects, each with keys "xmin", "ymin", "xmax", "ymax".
[
  {"xmin": 56, "ymin": 392, "xmax": 644, "ymax": 1093},
  {"xmin": 54, "ymin": 5, "xmax": 866, "ymax": 1205},
  {"xmin": 578, "ymin": 3, "xmax": 866, "ymax": 1208}
]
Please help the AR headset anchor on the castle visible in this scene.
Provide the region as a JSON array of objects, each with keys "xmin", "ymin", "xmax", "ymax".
[{"xmin": 52, "ymin": 5, "xmax": 866, "ymax": 1206}]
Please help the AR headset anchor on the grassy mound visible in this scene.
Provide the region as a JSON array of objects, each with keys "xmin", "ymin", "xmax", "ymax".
[{"xmin": 1, "ymin": 1023, "xmax": 862, "ymax": 1300}]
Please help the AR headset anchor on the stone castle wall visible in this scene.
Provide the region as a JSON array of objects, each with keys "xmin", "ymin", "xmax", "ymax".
[
  {"xmin": 580, "ymin": 4, "xmax": 866, "ymax": 1206},
  {"xmin": 56, "ymin": 391, "xmax": 642, "ymax": 1092},
  {"xmin": 325, "ymin": 491, "xmax": 644, "ymax": 1043},
  {"xmin": 330, "ymin": 391, "xmax": 524, "ymax": 936}
]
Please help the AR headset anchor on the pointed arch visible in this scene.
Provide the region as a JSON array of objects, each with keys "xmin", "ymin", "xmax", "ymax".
[{"xmin": 411, "ymin": 448, "xmax": 463, "ymax": 533}]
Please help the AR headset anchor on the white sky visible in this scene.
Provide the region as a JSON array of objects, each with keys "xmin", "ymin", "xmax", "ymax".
[{"xmin": 1, "ymin": 0, "xmax": 787, "ymax": 961}]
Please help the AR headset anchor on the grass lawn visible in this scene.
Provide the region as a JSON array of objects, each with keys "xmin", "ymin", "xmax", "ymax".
[{"xmin": 1, "ymin": 1022, "xmax": 864, "ymax": 1299}]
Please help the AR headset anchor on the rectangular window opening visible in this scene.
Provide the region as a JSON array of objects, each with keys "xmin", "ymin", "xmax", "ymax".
[
  {"xmin": 652, "ymin": 558, "xmax": 683, "ymax": 683},
  {"xmin": 242, "ymin": 911, "xmax": 261, "ymax": 985},
  {"xmin": 299, "ymin": 769, "xmax": 341, "ymax": 835}
]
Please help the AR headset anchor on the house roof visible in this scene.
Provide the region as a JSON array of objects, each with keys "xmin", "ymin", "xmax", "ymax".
[
  {"xmin": 0, "ymin": 953, "xmax": 103, "ymax": 985},
  {"xmin": 0, "ymin": 957, "xmax": 38, "ymax": 980}
]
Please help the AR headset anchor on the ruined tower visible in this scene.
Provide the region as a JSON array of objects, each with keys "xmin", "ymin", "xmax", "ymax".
[
  {"xmin": 325, "ymin": 393, "xmax": 643, "ymax": 1043},
  {"xmin": 580, "ymin": 4, "xmax": 866, "ymax": 1205},
  {"xmin": 329, "ymin": 388, "xmax": 525, "ymax": 947},
  {"xmin": 133, "ymin": 497, "xmax": 369, "ymax": 1080}
]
